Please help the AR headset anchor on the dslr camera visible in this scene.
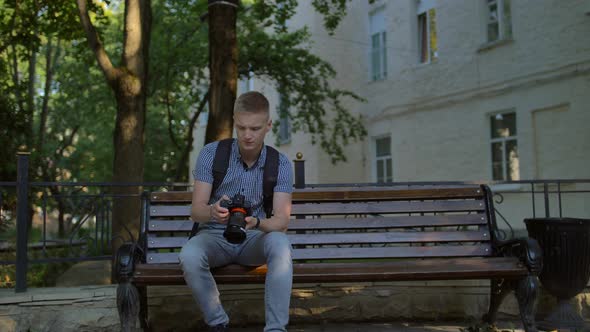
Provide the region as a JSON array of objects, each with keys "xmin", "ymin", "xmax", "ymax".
[{"xmin": 220, "ymin": 194, "xmax": 252, "ymax": 244}]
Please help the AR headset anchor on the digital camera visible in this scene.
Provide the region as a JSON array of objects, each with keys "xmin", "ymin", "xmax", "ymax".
[{"xmin": 220, "ymin": 194, "xmax": 252, "ymax": 244}]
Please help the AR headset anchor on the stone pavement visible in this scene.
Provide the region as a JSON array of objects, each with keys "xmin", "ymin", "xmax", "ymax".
[
  {"xmin": 0, "ymin": 284, "xmax": 579, "ymax": 332},
  {"xmin": 231, "ymin": 321, "xmax": 525, "ymax": 332}
]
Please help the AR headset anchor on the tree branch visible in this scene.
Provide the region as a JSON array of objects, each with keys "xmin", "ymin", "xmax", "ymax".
[
  {"xmin": 56, "ymin": 126, "xmax": 80, "ymax": 159},
  {"xmin": 165, "ymin": 93, "xmax": 180, "ymax": 149},
  {"xmin": 37, "ymin": 36, "xmax": 56, "ymax": 155},
  {"xmin": 123, "ymin": 0, "xmax": 147, "ymax": 76},
  {"xmin": 174, "ymin": 89, "xmax": 209, "ymax": 182},
  {"xmin": 10, "ymin": 44, "xmax": 25, "ymax": 114},
  {"xmin": 76, "ymin": 0, "xmax": 119, "ymax": 84}
]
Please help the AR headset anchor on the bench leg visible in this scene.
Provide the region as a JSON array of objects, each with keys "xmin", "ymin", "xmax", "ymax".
[
  {"xmin": 515, "ymin": 276, "xmax": 539, "ymax": 332},
  {"xmin": 483, "ymin": 278, "xmax": 511, "ymax": 325},
  {"xmin": 117, "ymin": 281, "xmax": 140, "ymax": 332},
  {"xmin": 138, "ymin": 286, "xmax": 149, "ymax": 331}
]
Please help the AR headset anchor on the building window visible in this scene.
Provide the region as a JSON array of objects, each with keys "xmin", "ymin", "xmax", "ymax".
[
  {"xmin": 375, "ymin": 136, "xmax": 393, "ymax": 183},
  {"xmin": 486, "ymin": 0, "xmax": 512, "ymax": 42},
  {"xmin": 417, "ymin": 1, "xmax": 438, "ymax": 63},
  {"xmin": 278, "ymin": 94, "xmax": 291, "ymax": 144},
  {"xmin": 369, "ymin": 8, "xmax": 387, "ymax": 81},
  {"xmin": 238, "ymin": 71, "xmax": 254, "ymax": 94},
  {"xmin": 490, "ymin": 112, "xmax": 519, "ymax": 181}
]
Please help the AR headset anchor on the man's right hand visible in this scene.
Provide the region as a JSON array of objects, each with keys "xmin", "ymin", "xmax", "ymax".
[{"xmin": 210, "ymin": 195, "xmax": 230, "ymax": 224}]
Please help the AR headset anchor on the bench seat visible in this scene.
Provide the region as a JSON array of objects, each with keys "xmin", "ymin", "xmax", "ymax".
[
  {"xmin": 115, "ymin": 184, "xmax": 542, "ymax": 332},
  {"xmin": 133, "ymin": 257, "xmax": 528, "ymax": 285}
]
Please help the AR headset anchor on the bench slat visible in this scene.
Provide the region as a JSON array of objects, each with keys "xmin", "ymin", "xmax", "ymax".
[
  {"xmin": 148, "ymin": 186, "xmax": 484, "ymax": 203},
  {"xmin": 148, "ymin": 214, "xmax": 487, "ymax": 232},
  {"xmin": 292, "ymin": 244, "xmax": 492, "ymax": 260},
  {"xmin": 133, "ymin": 256, "xmax": 525, "ymax": 285},
  {"xmin": 146, "ymin": 231, "xmax": 490, "ymax": 249},
  {"xmin": 291, "ymin": 187, "xmax": 484, "ymax": 201},
  {"xmin": 145, "ymin": 244, "xmax": 492, "ymax": 263},
  {"xmin": 150, "ymin": 200, "xmax": 485, "ymax": 217},
  {"xmin": 292, "ymin": 200, "xmax": 485, "ymax": 215}
]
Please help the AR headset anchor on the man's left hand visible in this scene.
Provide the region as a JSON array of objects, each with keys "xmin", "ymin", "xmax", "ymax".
[{"xmin": 244, "ymin": 216, "xmax": 259, "ymax": 230}]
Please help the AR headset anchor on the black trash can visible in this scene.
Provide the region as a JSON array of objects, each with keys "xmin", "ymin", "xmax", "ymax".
[{"xmin": 525, "ymin": 217, "xmax": 590, "ymax": 331}]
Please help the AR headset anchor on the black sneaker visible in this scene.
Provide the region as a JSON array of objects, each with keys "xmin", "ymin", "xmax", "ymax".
[{"xmin": 209, "ymin": 324, "xmax": 229, "ymax": 332}]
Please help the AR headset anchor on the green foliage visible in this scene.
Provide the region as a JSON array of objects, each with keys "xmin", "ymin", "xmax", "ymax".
[
  {"xmin": 241, "ymin": 0, "xmax": 367, "ymax": 163},
  {"xmin": 144, "ymin": 0, "xmax": 210, "ymax": 182},
  {"xmin": 311, "ymin": 0, "xmax": 349, "ymax": 33},
  {"xmin": 0, "ymin": 0, "xmax": 365, "ymax": 187},
  {"xmin": 150, "ymin": 0, "xmax": 366, "ymax": 166},
  {"xmin": 0, "ymin": 249, "xmax": 80, "ymax": 288},
  {"xmin": 0, "ymin": 0, "xmax": 114, "ymax": 182}
]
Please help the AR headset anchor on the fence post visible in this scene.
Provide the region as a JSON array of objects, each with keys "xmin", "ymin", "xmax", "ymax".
[
  {"xmin": 15, "ymin": 152, "xmax": 30, "ymax": 293},
  {"xmin": 293, "ymin": 152, "xmax": 305, "ymax": 189},
  {"xmin": 543, "ymin": 183, "xmax": 550, "ymax": 218}
]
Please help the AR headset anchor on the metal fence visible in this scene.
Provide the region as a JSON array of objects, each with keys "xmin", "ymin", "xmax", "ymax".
[{"xmin": 1, "ymin": 153, "xmax": 589, "ymax": 293}]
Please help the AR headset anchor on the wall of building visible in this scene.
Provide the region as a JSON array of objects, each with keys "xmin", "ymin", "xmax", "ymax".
[{"xmin": 268, "ymin": 0, "xmax": 590, "ymax": 185}]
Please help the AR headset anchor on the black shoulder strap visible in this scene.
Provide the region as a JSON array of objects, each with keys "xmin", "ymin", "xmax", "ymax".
[
  {"xmin": 190, "ymin": 138, "xmax": 233, "ymax": 239},
  {"xmin": 212, "ymin": 138, "xmax": 234, "ymax": 196},
  {"xmin": 263, "ymin": 146, "xmax": 279, "ymax": 218}
]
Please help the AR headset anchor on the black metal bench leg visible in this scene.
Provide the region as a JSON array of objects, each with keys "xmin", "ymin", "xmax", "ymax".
[
  {"xmin": 117, "ymin": 281, "xmax": 140, "ymax": 332},
  {"xmin": 515, "ymin": 276, "xmax": 539, "ymax": 332},
  {"xmin": 138, "ymin": 285, "xmax": 150, "ymax": 331},
  {"xmin": 483, "ymin": 278, "xmax": 511, "ymax": 325}
]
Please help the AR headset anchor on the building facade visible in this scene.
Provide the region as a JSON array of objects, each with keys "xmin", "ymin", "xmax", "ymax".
[{"xmin": 190, "ymin": 0, "xmax": 590, "ymax": 227}]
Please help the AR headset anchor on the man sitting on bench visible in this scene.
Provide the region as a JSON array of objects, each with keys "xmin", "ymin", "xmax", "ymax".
[{"xmin": 179, "ymin": 91, "xmax": 294, "ymax": 332}]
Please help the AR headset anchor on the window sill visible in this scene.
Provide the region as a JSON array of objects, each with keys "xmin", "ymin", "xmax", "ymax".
[
  {"xmin": 368, "ymin": 76, "xmax": 388, "ymax": 84},
  {"xmin": 415, "ymin": 58, "xmax": 439, "ymax": 68},
  {"xmin": 477, "ymin": 38, "xmax": 514, "ymax": 53}
]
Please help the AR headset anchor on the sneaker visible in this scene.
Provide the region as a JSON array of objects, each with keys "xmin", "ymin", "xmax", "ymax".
[{"xmin": 209, "ymin": 324, "xmax": 229, "ymax": 332}]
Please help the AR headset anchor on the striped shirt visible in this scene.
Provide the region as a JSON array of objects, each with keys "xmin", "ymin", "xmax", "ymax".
[{"xmin": 193, "ymin": 139, "xmax": 293, "ymax": 225}]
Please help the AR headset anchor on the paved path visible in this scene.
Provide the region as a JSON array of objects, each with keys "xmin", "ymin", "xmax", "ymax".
[{"xmin": 230, "ymin": 321, "xmax": 525, "ymax": 332}]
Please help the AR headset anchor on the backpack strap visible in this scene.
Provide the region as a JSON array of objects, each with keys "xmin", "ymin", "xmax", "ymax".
[
  {"xmin": 263, "ymin": 146, "xmax": 279, "ymax": 219},
  {"xmin": 212, "ymin": 138, "xmax": 234, "ymax": 195},
  {"xmin": 190, "ymin": 138, "xmax": 234, "ymax": 239}
]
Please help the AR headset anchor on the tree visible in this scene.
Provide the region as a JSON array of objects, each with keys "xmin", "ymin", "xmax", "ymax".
[
  {"xmin": 204, "ymin": 0, "xmax": 365, "ymax": 162},
  {"xmin": 76, "ymin": 0, "xmax": 152, "ymax": 249},
  {"xmin": 0, "ymin": 0, "xmax": 110, "ymax": 236},
  {"xmin": 206, "ymin": 0, "xmax": 238, "ymax": 144}
]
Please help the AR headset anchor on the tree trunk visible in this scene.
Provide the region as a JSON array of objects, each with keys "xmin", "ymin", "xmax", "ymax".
[
  {"xmin": 111, "ymin": 78, "xmax": 146, "ymax": 250},
  {"xmin": 77, "ymin": 0, "xmax": 152, "ymax": 254},
  {"xmin": 205, "ymin": 0, "xmax": 238, "ymax": 144}
]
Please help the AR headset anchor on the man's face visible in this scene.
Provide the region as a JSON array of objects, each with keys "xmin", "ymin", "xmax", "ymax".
[{"xmin": 233, "ymin": 110, "xmax": 271, "ymax": 155}]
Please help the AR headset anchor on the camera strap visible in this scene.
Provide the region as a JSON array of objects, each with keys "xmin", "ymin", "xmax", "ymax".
[{"xmin": 189, "ymin": 138, "xmax": 279, "ymax": 238}]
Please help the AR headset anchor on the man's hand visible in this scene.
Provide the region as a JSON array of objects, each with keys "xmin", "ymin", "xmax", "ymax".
[
  {"xmin": 244, "ymin": 216, "xmax": 259, "ymax": 230},
  {"xmin": 210, "ymin": 195, "xmax": 230, "ymax": 224}
]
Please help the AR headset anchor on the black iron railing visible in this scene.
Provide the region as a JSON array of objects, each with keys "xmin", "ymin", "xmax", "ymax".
[{"xmin": 1, "ymin": 154, "xmax": 589, "ymax": 293}]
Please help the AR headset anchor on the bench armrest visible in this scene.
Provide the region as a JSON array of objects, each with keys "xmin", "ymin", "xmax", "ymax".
[
  {"xmin": 496, "ymin": 237, "xmax": 543, "ymax": 275},
  {"xmin": 115, "ymin": 242, "xmax": 143, "ymax": 283}
]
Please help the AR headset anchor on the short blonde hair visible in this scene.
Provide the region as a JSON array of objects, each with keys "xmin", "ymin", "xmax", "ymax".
[{"xmin": 234, "ymin": 91, "xmax": 269, "ymax": 115}]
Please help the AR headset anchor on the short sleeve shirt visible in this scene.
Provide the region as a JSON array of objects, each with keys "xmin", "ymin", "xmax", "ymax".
[{"xmin": 193, "ymin": 139, "xmax": 293, "ymax": 220}]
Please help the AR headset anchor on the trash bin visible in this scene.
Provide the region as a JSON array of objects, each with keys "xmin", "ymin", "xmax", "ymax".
[{"xmin": 525, "ymin": 217, "xmax": 590, "ymax": 331}]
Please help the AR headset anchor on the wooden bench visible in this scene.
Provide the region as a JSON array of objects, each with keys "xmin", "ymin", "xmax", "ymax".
[{"xmin": 115, "ymin": 184, "xmax": 542, "ymax": 332}]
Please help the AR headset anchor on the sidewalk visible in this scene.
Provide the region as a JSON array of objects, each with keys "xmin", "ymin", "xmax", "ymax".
[{"xmin": 231, "ymin": 321, "xmax": 525, "ymax": 332}]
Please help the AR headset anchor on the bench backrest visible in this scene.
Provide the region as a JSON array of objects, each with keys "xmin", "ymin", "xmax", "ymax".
[{"xmin": 141, "ymin": 185, "xmax": 498, "ymax": 264}]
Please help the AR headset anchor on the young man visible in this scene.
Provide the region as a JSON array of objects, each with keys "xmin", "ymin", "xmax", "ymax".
[{"xmin": 179, "ymin": 91, "xmax": 294, "ymax": 332}]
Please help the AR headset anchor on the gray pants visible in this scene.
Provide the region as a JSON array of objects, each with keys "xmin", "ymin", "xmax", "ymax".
[{"xmin": 179, "ymin": 225, "xmax": 293, "ymax": 331}]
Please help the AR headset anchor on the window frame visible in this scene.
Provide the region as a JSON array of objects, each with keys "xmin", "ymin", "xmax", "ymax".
[
  {"xmin": 417, "ymin": 7, "xmax": 437, "ymax": 64},
  {"xmin": 374, "ymin": 136, "xmax": 393, "ymax": 183},
  {"xmin": 369, "ymin": 7, "xmax": 387, "ymax": 81},
  {"xmin": 486, "ymin": 0, "xmax": 512, "ymax": 43},
  {"xmin": 490, "ymin": 112, "xmax": 519, "ymax": 181}
]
